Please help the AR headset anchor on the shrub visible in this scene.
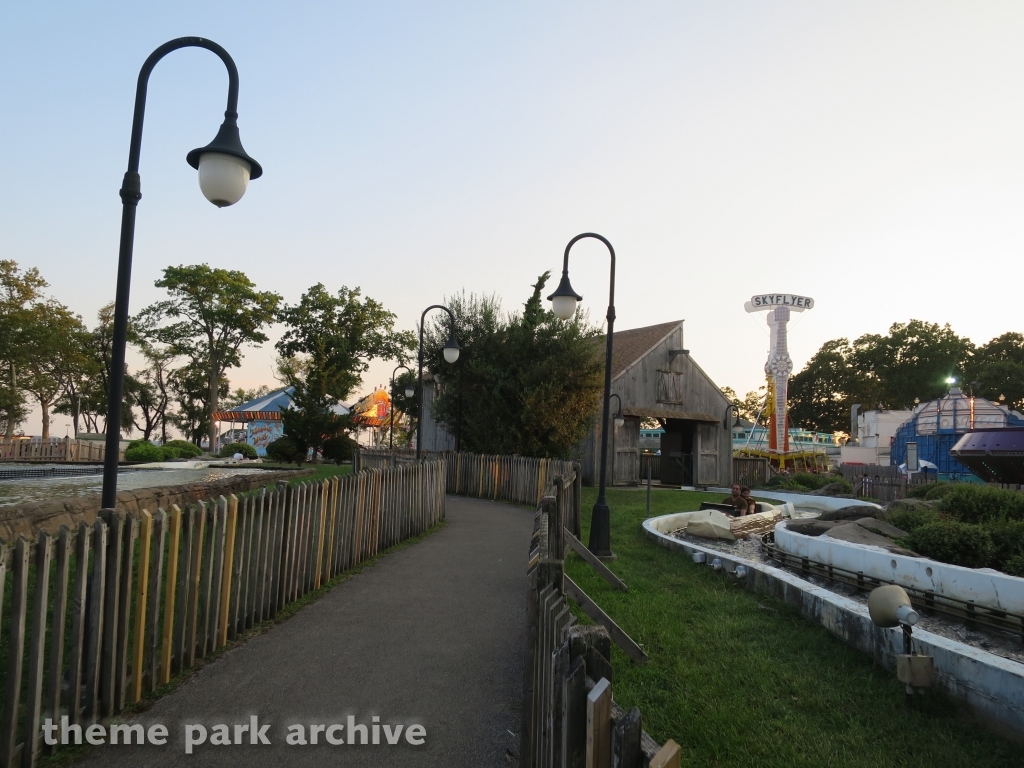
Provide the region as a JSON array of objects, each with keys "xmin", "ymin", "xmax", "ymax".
[
  {"xmin": 906, "ymin": 521, "xmax": 994, "ymax": 569},
  {"xmin": 765, "ymin": 475, "xmax": 810, "ymax": 491},
  {"xmin": 923, "ymin": 483, "xmax": 959, "ymax": 502},
  {"xmin": 124, "ymin": 440, "xmax": 163, "ymax": 463},
  {"xmin": 1004, "ymin": 553, "xmax": 1024, "ymax": 578},
  {"xmin": 160, "ymin": 446, "xmax": 181, "ymax": 460},
  {"xmin": 220, "ymin": 441, "xmax": 257, "ymax": 459},
  {"xmin": 792, "ymin": 472, "xmax": 830, "ymax": 490},
  {"xmin": 988, "ymin": 521, "xmax": 1024, "ymax": 574},
  {"xmin": 939, "ymin": 485, "xmax": 1024, "ymax": 525},
  {"xmin": 163, "ymin": 439, "xmax": 202, "ymax": 458},
  {"xmin": 266, "ymin": 436, "xmax": 302, "ymax": 464},
  {"xmin": 906, "ymin": 483, "xmax": 938, "ymax": 499},
  {"xmin": 321, "ymin": 435, "xmax": 354, "ymax": 464},
  {"xmin": 883, "ymin": 505, "xmax": 944, "ymax": 534}
]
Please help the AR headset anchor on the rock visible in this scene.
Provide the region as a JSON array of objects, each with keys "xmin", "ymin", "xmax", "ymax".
[
  {"xmin": 855, "ymin": 517, "xmax": 908, "ymax": 539},
  {"xmin": 785, "ymin": 520, "xmax": 844, "ymax": 537},
  {"xmin": 818, "ymin": 505, "xmax": 880, "ymax": 521},
  {"xmin": 822, "ymin": 521, "xmax": 919, "ymax": 556},
  {"xmin": 810, "ymin": 482, "xmax": 849, "ymax": 497}
]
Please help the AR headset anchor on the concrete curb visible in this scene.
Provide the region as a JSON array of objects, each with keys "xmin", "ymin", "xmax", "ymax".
[{"xmin": 642, "ymin": 514, "xmax": 1024, "ymax": 741}]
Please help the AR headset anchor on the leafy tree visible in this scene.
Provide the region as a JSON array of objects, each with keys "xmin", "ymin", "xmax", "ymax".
[
  {"xmin": 275, "ymin": 284, "xmax": 414, "ymax": 460},
  {"xmin": 425, "ymin": 273, "xmax": 603, "ymax": 458},
  {"xmin": 850, "ymin": 320, "xmax": 973, "ymax": 408},
  {"xmin": 969, "ymin": 333, "xmax": 1024, "ymax": 410},
  {"xmin": 131, "ymin": 343, "xmax": 178, "ymax": 443},
  {"xmin": 135, "ymin": 264, "xmax": 281, "ymax": 452},
  {"xmin": 22, "ymin": 300, "xmax": 92, "ymax": 438},
  {"xmin": 169, "ymin": 362, "xmax": 229, "ymax": 446},
  {"xmin": 721, "ymin": 385, "xmax": 767, "ymax": 423},
  {"xmin": 788, "ymin": 339, "xmax": 862, "ymax": 433},
  {"xmin": 0, "ymin": 261, "xmax": 47, "ymax": 439},
  {"xmin": 224, "ymin": 385, "xmax": 272, "ymax": 409}
]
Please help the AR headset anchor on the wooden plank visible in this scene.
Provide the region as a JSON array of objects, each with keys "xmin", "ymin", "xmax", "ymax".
[
  {"xmin": 232, "ymin": 494, "xmax": 250, "ymax": 638},
  {"xmin": 146, "ymin": 509, "xmax": 167, "ymax": 693},
  {"xmin": 130, "ymin": 510, "xmax": 152, "ymax": 704},
  {"xmin": 612, "ymin": 706, "xmax": 642, "ymax": 768},
  {"xmin": 22, "ymin": 532, "xmax": 52, "ymax": 768},
  {"xmin": 564, "ymin": 577, "xmax": 647, "ymax": 665},
  {"xmin": 0, "ymin": 539, "xmax": 31, "ymax": 766},
  {"xmin": 586, "ymin": 677, "xmax": 612, "ymax": 768},
  {"xmin": 99, "ymin": 512, "xmax": 123, "ymax": 718},
  {"xmin": 219, "ymin": 495, "xmax": 238, "ymax": 647},
  {"xmin": 114, "ymin": 515, "xmax": 136, "ymax": 712},
  {"xmin": 206, "ymin": 498, "xmax": 227, "ymax": 655},
  {"xmin": 648, "ymin": 740, "xmax": 681, "ymax": 768},
  {"xmin": 564, "ymin": 530, "xmax": 627, "ymax": 592},
  {"xmin": 83, "ymin": 520, "xmax": 107, "ymax": 723},
  {"xmin": 562, "ymin": 656, "xmax": 587, "ymax": 768},
  {"xmin": 314, "ymin": 480, "xmax": 328, "ymax": 588},
  {"xmin": 173, "ymin": 506, "xmax": 193, "ymax": 676},
  {"xmin": 64, "ymin": 523, "xmax": 88, "ymax": 720},
  {"xmin": 161, "ymin": 506, "xmax": 182, "ymax": 685},
  {"xmin": 43, "ymin": 529, "xmax": 71, "ymax": 756},
  {"xmin": 186, "ymin": 503, "xmax": 206, "ymax": 668}
]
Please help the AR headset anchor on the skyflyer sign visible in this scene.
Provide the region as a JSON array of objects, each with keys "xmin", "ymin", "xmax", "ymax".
[{"xmin": 744, "ymin": 294, "xmax": 815, "ymax": 313}]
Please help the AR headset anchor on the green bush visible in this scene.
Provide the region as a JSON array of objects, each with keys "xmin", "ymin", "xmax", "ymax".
[
  {"xmin": 765, "ymin": 475, "xmax": 810, "ymax": 491},
  {"xmin": 1003, "ymin": 552, "xmax": 1024, "ymax": 578},
  {"xmin": 163, "ymin": 439, "xmax": 202, "ymax": 458},
  {"xmin": 124, "ymin": 440, "xmax": 163, "ymax": 463},
  {"xmin": 160, "ymin": 446, "xmax": 181, "ymax": 460},
  {"xmin": 266, "ymin": 436, "xmax": 302, "ymax": 464},
  {"xmin": 988, "ymin": 520, "xmax": 1024, "ymax": 574},
  {"xmin": 322, "ymin": 435, "xmax": 354, "ymax": 465},
  {"xmin": 219, "ymin": 441, "xmax": 257, "ymax": 459},
  {"xmin": 939, "ymin": 484, "xmax": 1024, "ymax": 524},
  {"xmin": 883, "ymin": 505, "xmax": 944, "ymax": 534},
  {"xmin": 906, "ymin": 521, "xmax": 995, "ymax": 569},
  {"xmin": 923, "ymin": 483, "xmax": 959, "ymax": 501},
  {"xmin": 906, "ymin": 483, "xmax": 937, "ymax": 499}
]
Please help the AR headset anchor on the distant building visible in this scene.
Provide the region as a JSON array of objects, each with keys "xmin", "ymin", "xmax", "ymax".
[
  {"xmin": 574, "ymin": 320, "xmax": 732, "ymax": 488},
  {"xmin": 890, "ymin": 388, "xmax": 1024, "ymax": 477},
  {"xmin": 840, "ymin": 408, "xmax": 913, "ymax": 466}
]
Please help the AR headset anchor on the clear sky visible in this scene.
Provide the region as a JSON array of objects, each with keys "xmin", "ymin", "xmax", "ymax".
[{"xmin": 3, "ymin": 2, "xmax": 1024, "ymax": 437}]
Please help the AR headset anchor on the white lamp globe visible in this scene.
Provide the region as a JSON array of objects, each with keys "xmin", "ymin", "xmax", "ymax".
[
  {"xmin": 405, "ymin": 386, "xmax": 415, "ymax": 398},
  {"xmin": 551, "ymin": 295, "xmax": 578, "ymax": 320},
  {"xmin": 198, "ymin": 152, "xmax": 251, "ymax": 207},
  {"xmin": 443, "ymin": 346, "xmax": 460, "ymax": 364},
  {"xmin": 614, "ymin": 416, "xmax": 625, "ymax": 428}
]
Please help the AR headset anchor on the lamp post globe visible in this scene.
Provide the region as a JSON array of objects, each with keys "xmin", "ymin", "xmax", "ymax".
[
  {"xmin": 443, "ymin": 336, "xmax": 461, "ymax": 364},
  {"xmin": 405, "ymin": 385, "xmax": 415, "ymax": 398},
  {"xmin": 186, "ymin": 118, "xmax": 263, "ymax": 208},
  {"xmin": 548, "ymin": 273, "xmax": 583, "ymax": 320}
]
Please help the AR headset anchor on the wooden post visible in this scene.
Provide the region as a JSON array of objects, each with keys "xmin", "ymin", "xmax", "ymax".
[
  {"xmin": 130, "ymin": 510, "xmax": 152, "ymax": 704},
  {"xmin": 586, "ymin": 677, "xmax": 612, "ymax": 768},
  {"xmin": 0, "ymin": 539, "xmax": 31, "ymax": 766},
  {"xmin": 83, "ymin": 520, "xmax": 107, "ymax": 723},
  {"xmin": 146, "ymin": 509, "xmax": 167, "ymax": 693},
  {"xmin": 218, "ymin": 495, "xmax": 238, "ymax": 647},
  {"xmin": 649, "ymin": 740, "xmax": 681, "ymax": 768},
  {"xmin": 161, "ymin": 506, "xmax": 182, "ymax": 685},
  {"xmin": 44, "ymin": 529, "xmax": 72, "ymax": 755},
  {"xmin": 99, "ymin": 512, "xmax": 123, "ymax": 718},
  {"xmin": 22, "ymin": 532, "xmax": 52, "ymax": 768}
]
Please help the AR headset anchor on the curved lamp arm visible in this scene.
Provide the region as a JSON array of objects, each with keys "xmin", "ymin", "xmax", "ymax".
[
  {"xmin": 724, "ymin": 402, "xmax": 739, "ymax": 429},
  {"xmin": 389, "ymin": 363, "xmax": 413, "ymax": 450}
]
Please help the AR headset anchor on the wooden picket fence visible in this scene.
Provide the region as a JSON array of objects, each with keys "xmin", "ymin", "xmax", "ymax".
[
  {"xmin": 521, "ymin": 468, "xmax": 679, "ymax": 768},
  {"xmin": 0, "ymin": 438, "xmax": 119, "ymax": 463},
  {"xmin": 0, "ymin": 460, "xmax": 445, "ymax": 767},
  {"xmin": 356, "ymin": 449, "xmax": 580, "ymax": 530}
]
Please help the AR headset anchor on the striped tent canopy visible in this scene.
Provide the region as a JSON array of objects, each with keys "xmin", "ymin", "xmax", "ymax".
[{"xmin": 211, "ymin": 387, "xmax": 351, "ymax": 422}]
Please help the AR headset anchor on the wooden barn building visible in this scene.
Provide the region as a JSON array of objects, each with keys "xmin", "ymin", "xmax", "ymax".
[{"xmin": 575, "ymin": 320, "xmax": 733, "ymax": 488}]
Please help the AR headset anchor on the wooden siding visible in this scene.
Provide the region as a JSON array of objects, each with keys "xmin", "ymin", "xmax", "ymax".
[{"xmin": 419, "ymin": 381, "xmax": 457, "ymax": 452}]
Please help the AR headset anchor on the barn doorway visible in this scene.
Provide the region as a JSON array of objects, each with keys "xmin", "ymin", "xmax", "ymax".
[{"xmin": 660, "ymin": 419, "xmax": 695, "ymax": 486}]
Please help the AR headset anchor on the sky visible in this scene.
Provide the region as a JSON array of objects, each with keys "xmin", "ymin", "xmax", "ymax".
[{"xmin": 3, "ymin": 2, "xmax": 1024, "ymax": 437}]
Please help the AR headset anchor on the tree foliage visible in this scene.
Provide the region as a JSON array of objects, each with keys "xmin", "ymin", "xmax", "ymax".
[
  {"xmin": 135, "ymin": 264, "xmax": 281, "ymax": 450},
  {"xmin": 424, "ymin": 273, "xmax": 603, "ymax": 459}
]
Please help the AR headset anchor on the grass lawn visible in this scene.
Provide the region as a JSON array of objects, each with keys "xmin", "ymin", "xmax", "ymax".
[
  {"xmin": 254, "ymin": 463, "xmax": 353, "ymax": 484},
  {"xmin": 565, "ymin": 486, "xmax": 1018, "ymax": 768}
]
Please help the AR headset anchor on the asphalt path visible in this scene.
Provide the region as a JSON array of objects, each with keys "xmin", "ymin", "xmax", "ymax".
[{"xmin": 73, "ymin": 495, "xmax": 533, "ymax": 767}]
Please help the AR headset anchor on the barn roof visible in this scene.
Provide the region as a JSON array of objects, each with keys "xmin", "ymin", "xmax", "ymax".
[{"xmin": 595, "ymin": 320, "xmax": 683, "ymax": 379}]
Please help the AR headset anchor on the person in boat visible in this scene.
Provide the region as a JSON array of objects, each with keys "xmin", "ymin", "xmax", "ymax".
[
  {"xmin": 722, "ymin": 484, "xmax": 748, "ymax": 516},
  {"xmin": 740, "ymin": 486, "xmax": 757, "ymax": 516}
]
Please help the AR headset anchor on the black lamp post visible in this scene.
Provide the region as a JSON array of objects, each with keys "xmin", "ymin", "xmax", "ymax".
[
  {"xmin": 416, "ymin": 306, "xmax": 461, "ymax": 460},
  {"xmin": 610, "ymin": 394, "xmax": 625, "ymax": 428},
  {"xmin": 390, "ymin": 363, "xmax": 414, "ymax": 450},
  {"xmin": 548, "ymin": 232, "xmax": 616, "ymax": 558},
  {"xmin": 100, "ymin": 37, "xmax": 262, "ymax": 510},
  {"xmin": 723, "ymin": 403, "xmax": 742, "ymax": 430}
]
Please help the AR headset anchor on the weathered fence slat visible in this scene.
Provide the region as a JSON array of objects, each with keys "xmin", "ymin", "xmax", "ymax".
[
  {"xmin": 44, "ymin": 529, "xmax": 72, "ymax": 755},
  {"xmin": 1, "ymin": 539, "xmax": 31, "ymax": 766},
  {"xmin": 22, "ymin": 532, "xmax": 52, "ymax": 768},
  {"xmin": 130, "ymin": 510, "xmax": 152, "ymax": 705}
]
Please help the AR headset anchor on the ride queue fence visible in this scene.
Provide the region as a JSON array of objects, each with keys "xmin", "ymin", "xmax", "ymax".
[
  {"xmin": 0, "ymin": 438, "xmax": 121, "ymax": 464},
  {"xmin": 0, "ymin": 460, "xmax": 445, "ymax": 767},
  {"xmin": 522, "ymin": 466, "xmax": 680, "ymax": 768},
  {"xmin": 356, "ymin": 449, "xmax": 582, "ymax": 537}
]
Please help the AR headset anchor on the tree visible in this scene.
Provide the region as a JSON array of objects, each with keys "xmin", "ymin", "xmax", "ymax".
[
  {"xmin": 131, "ymin": 344, "xmax": 178, "ymax": 443},
  {"xmin": 275, "ymin": 284, "xmax": 414, "ymax": 460},
  {"xmin": 22, "ymin": 300, "xmax": 91, "ymax": 438},
  {"xmin": 169, "ymin": 362, "xmax": 229, "ymax": 446},
  {"xmin": 0, "ymin": 261, "xmax": 47, "ymax": 439},
  {"xmin": 850, "ymin": 320, "xmax": 973, "ymax": 409},
  {"xmin": 224, "ymin": 385, "xmax": 272, "ymax": 409},
  {"xmin": 135, "ymin": 265, "xmax": 281, "ymax": 452},
  {"xmin": 721, "ymin": 385, "xmax": 767, "ymax": 423},
  {"xmin": 425, "ymin": 273, "xmax": 604, "ymax": 458},
  {"xmin": 969, "ymin": 332, "xmax": 1024, "ymax": 410},
  {"xmin": 788, "ymin": 338, "xmax": 863, "ymax": 433}
]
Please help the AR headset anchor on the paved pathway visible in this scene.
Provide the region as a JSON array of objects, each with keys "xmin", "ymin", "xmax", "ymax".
[{"xmin": 76, "ymin": 496, "xmax": 533, "ymax": 767}]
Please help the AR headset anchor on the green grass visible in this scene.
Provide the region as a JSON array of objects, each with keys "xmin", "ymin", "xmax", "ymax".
[
  {"xmin": 565, "ymin": 487, "xmax": 1018, "ymax": 768},
  {"xmin": 252, "ymin": 463, "xmax": 353, "ymax": 484}
]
